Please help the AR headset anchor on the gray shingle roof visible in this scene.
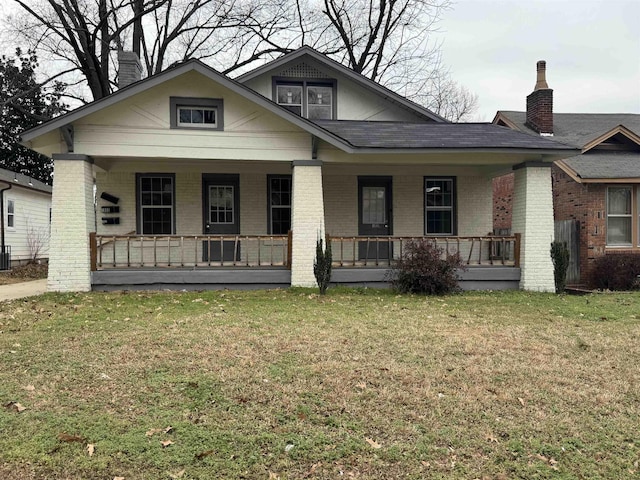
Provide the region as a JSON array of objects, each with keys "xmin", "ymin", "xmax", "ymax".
[
  {"xmin": 0, "ymin": 168, "xmax": 51, "ymax": 193},
  {"xmin": 563, "ymin": 152, "xmax": 640, "ymax": 179},
  {"xmin": 496, "ymin": 111, "xmax": 640, "ymax": 147},
  {"xmin": 313, "ymin": 120, "xmax": 577, "ymax": 150}
]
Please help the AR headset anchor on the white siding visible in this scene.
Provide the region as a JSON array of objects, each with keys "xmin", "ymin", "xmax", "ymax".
[{"xmin": 3, "ymin": 187, "xmax": 51, "ymax": 263}]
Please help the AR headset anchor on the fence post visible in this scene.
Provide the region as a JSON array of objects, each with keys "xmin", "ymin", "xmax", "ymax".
[
  {"xmin": 514, "ymin": 233, "xmax": 521, "ymax": 267},
  {"xmin": 89, "ymin": 232, "xmax": 97, "ymax": 272}
]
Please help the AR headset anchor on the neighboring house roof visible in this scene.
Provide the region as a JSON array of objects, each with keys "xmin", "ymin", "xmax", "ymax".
[
  {"xmin": 314, "ymin": 120, "xmax": 577, "ymax": 151},
  {"xmin": 236, "ymin": 46, "xmax": 447, "ymax": 123},
  {"xmin": 558, "ymin": 152, "xmax": 640, "ymax": 181},
  {"xmin": 494, "ymin": 111, "xmax": 640, "ymax": 148},
  {"xmin": 494, "ymin": 111, "xmax": 640, "ymax": 182},
  {"xmin": 0, "ymin": 168, "xmax": 51, "ymax": 194}
]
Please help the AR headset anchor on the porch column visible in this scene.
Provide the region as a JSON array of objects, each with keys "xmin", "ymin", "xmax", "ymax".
[
  {"xmin": 291, "ymin": 160, "xmax": 325, "ymax": 287},
  {"xmin": 48, "ymin": 154, "xmax": 95, "ymax": 292},
  {"xmin": 511, "ymin": 162, "xmax": 555, "ymax": 291}
]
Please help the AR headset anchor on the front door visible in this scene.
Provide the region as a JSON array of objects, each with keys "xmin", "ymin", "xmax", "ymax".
[
  {"xmin": 358, "ymin": 177, "xmax": 392, "ymax": 260},
  {"xmin": 203, "ymin": 174, "xmax": 240, "ymax": 262}
]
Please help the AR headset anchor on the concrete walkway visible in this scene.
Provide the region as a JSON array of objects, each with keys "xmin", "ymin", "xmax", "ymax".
[{"xmin": 0, "ymin": 279, "xmax": 48, "ymax": 301}]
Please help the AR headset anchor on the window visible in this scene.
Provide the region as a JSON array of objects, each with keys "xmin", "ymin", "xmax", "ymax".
[
  {"xmin": 177, "ymin": 106, "xmax": 217, "ymax": 127},
  {"xmin": 424, "ymin": 178, "xmax": 456, "ymax": 235},
  {"xmin": 209, "ymin": 185, "xmax": 235, "ymax": 224},
  {"xmin": 268, "ymin": 175, "xmax": 292, "ymax": 234},
  {"xmin": 170, "ymin": 97, "xmax": 223, "ymax": 130},
  {"xmin": 137, "ymin": 174, "xmax": 175, "ymax": 235},
  {"xmin": 7, "ymin": 200, "xmax": 14, "ymax": 228},
  {"xmin": 275, "ymin": 80, "xmax": 335, "ymax": 119},
  {"xmin": 606, "ymin": 186, "xmax": 637, "ymax": 246}
]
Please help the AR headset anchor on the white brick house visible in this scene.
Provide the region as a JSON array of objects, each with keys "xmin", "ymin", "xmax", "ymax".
[{"xmin": 21, "ymin": 47, "xmax": 577, "ymax": 292}]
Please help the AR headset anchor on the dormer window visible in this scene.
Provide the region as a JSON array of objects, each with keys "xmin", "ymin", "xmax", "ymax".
[
  {"xmin": 275, "ymin": 79, "xmax": 335, "ymax": 120},
  {"xmin": 170, "ymin": 97, "xmax": 224, "ymax": 130}
]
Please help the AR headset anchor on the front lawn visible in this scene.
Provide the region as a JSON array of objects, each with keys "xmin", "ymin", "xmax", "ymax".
[{"xmin": 0, "ymin": 289, "xmax": 638, "ymax": 479}]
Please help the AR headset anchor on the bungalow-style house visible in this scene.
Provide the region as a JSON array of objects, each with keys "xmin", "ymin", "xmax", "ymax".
[
  {"xmin": 0, "ymin": 168, "xmax": 52, "ymax": 268},
  {"xmin": 20, "ymin": 47, "xmax": 577, "ymax": 292},
  {"xmin": 493, "ymin": 60, "xmax": 640, "ymax": 286}
]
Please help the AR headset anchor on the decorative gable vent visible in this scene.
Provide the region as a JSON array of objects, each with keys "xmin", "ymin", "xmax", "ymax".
[{"xmin": 278, "ymin": 62, "xmax": 329, "ymax": 79}]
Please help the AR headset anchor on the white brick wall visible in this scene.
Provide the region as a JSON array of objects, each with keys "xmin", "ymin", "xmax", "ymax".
[
  {"xmin": 291, "ymin": 163, "xmax": 325, "ymax": 286},
  {"xmin": 457, "ymin": 176, "xmax": 493, "ymax": 236},
  {"xmin": 48, "ymin": 158, "xmax": 95, "ymax": 292},
  {"xmin": 512, "ymin": 166, "xmax": 555, "ymax": 292}
]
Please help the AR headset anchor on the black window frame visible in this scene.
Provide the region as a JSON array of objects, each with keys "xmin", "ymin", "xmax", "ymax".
[
  {"xmin": 136, "ymin": 173, "xmax": 176, "ymax": 235},
  {"xmin": 170, "ymin": 97, "xmax": 224, "ymax": 131},
  {"xmin": 272, "ymin": 77, "xmax": 337, "ymax": 120},
  {"xmin": 267, "ymin": 174, "xmax": 292, "ymax": 235},
  {"xmin": 424, "ymin": 176, "xmax": 457, "ymax": 236}
]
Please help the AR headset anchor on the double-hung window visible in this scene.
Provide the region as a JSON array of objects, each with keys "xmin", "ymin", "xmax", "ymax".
[
  {"xmin": 137, "ymin": 174, "xmax": 175, "ymax": 235},
  {"xmin": 606, "ymin": 186, "xmax": 637, "ymax": 246},
  {"xmin": 275, "ymin": 80, "xmax": 334, "ymax": 119},
  {"xmin": 268, "ymin": 175, "xmax": 292, "ymax": 234},
  {"xmin": 424, "ymin": 178, "xmax": 456, "ymax": 235},
  {"xmin": 7, "ymin": 200, "xmax": 14, "ymax": 228}
]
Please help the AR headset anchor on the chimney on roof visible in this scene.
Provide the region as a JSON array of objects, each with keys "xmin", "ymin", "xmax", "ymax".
[
  {"xmin": 526, "ymin": 60, "xmax": 553, "ymax": 135},
  {"xmin": 117, "ymin": 50, "xmax": 143, "ymax": 89}
]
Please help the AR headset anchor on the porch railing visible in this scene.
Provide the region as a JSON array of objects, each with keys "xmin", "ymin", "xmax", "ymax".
[
  {"xmin": 328, "ymin": 234, "xmax": 520, "ymax": 267},
  {"xmin": 90, "ymin": 232, "xmax": 291, "ymax": 270}
]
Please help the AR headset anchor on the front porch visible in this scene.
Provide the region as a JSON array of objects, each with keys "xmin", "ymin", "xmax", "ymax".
[{"xmin": 89, "ymin": 233, "xmax": 521, "ymax": 291}]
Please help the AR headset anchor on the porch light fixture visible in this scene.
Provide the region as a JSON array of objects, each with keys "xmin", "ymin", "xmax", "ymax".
[
  {"xmin": 13, "ymin": 173, "xmax": 18, "ymax": 183},
  {"xmin": 28, "ymin": 177, "xmax": 33, "ymax": 186}
]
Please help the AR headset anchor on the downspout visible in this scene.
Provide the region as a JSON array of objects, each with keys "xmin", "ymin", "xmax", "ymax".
[{"xmin": 0, "ymin": 183, "xmax": 12, "ymax": 256}]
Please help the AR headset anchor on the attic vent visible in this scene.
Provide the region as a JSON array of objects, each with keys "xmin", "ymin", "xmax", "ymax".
[{"xmin": 278, "ymin": 62, "xmax": 328, "ymax": 79}]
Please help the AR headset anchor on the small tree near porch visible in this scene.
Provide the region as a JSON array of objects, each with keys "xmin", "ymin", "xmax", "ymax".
[{"xmin": 314, "ymin": 237, "xmax": 332, "ymax": 295}]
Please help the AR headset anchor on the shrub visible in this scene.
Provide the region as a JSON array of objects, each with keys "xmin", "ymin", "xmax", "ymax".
[
  {"xmin": 550, "ymin": 241, "xmax": 570, "ymax": 293},
  {"xmin": 313, "ymin": 237, "xmax": 332, "ymax": 295},
  {"xmin": 591, "ymin": 254, "xmax": 640, "ymax": 291},
  {"xmin": 391, "ymin": 239, "xmax": 466, "ymax": 295}
]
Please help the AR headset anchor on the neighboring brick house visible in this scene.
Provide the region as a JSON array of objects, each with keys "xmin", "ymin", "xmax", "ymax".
[
  {"xmin": 21, "ymin": 47, "xmax": 576, "ymax": 293},
  {"xmin": 493, "ymin": 61, "xmax": 640, "ymax": 286}
]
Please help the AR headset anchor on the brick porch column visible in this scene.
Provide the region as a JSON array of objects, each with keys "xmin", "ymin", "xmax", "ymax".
[
  {"xmin": 48, "ymin": 154, "xmax": 95, "ymax": 292},
  {"xmin": 291, "ymin": 160, "xmax": 325, "ymax": 287},
  {"xmin": 512, "ymin": 162, "xmax": 555, "ymax": 291}
]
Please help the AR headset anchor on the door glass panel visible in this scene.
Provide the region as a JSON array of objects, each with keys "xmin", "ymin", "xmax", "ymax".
[
  {"xmin": 209, "ymin": 186, "xmax": 234, "ymax": 224},
  {"xmin": 362, "ymin": 186, "xmax": 386, "ymax": 224}
]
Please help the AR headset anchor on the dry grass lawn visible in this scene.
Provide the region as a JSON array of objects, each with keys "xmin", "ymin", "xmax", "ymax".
[{"xmin": 0, "ymin": 288, "xmax": 638, "ymax": 479}]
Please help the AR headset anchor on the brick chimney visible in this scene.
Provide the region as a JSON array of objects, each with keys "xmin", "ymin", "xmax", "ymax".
[
  {"xmin": 525, "ymin": 60, "xmax": 553, "ymax": 135},
  {"xmin": 117, "ymin": 51, "xmax": 143, "ymax": 89}
]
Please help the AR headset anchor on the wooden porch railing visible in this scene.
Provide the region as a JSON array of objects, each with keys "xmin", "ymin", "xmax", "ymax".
[
  {"xmin": 90, "ymin": 232, "xmax": 291, "ymax": 270},
  {"xmin": 328, "ymin": 235, "xmax": 520, "ymax": 267}
]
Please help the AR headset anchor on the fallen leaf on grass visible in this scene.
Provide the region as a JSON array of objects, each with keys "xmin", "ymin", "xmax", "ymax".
[
  {"xmin": 113, "ymin": 477, "xmax": 125, "ymax": 480},
  {"xmin": 168, "ymin": 469, "xmax": 185, "ymax": 479},
  {"xmin": 87, "ymin": 444, "xmax": 95, "ymax": 457},
  {"xmin": 4, "ymin": 401, "xmax": 27, "ymax": 413},
  {"xmin": 22, "ymin": 385, "xmax": 36, "ymax": 392},
  {"xmin": 195, "ymin": 449, "xmax": 215, "ymax": 459},
  {"xmin": 161, "ymin": 439, "xmax": 174, "ymax": 448},
  {"xmin": 518, "ymin": 397, "xmax": 526, "ymax": 407},
  {"xmin": 58, "ymin": 433, "xmax": 86, "ymax": 443},
  {"xmin": 146, "ymin": 426, "xmax": 173, "ymax": 437},
  {"xmin": 365, "ymin": 437, "xmax": 381, "ymax": 449}
]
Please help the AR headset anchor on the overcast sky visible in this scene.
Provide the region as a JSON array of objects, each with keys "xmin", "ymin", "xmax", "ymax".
[
  {"xmin": 437, "ymin": 0, "xmax": 640, "ymax": 121},
  {"xmin": 1, "ymin": 0, "xmax": 638, "ymax": 122}
]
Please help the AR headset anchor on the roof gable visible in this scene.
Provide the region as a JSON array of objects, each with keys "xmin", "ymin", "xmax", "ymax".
[
  {"xmin": 237, "ymin": 46, "xmax": 447, "ymax": 123},
  {"xmin": 582, "ymin": 125, "xmax": 640, "ymax": 153}
]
